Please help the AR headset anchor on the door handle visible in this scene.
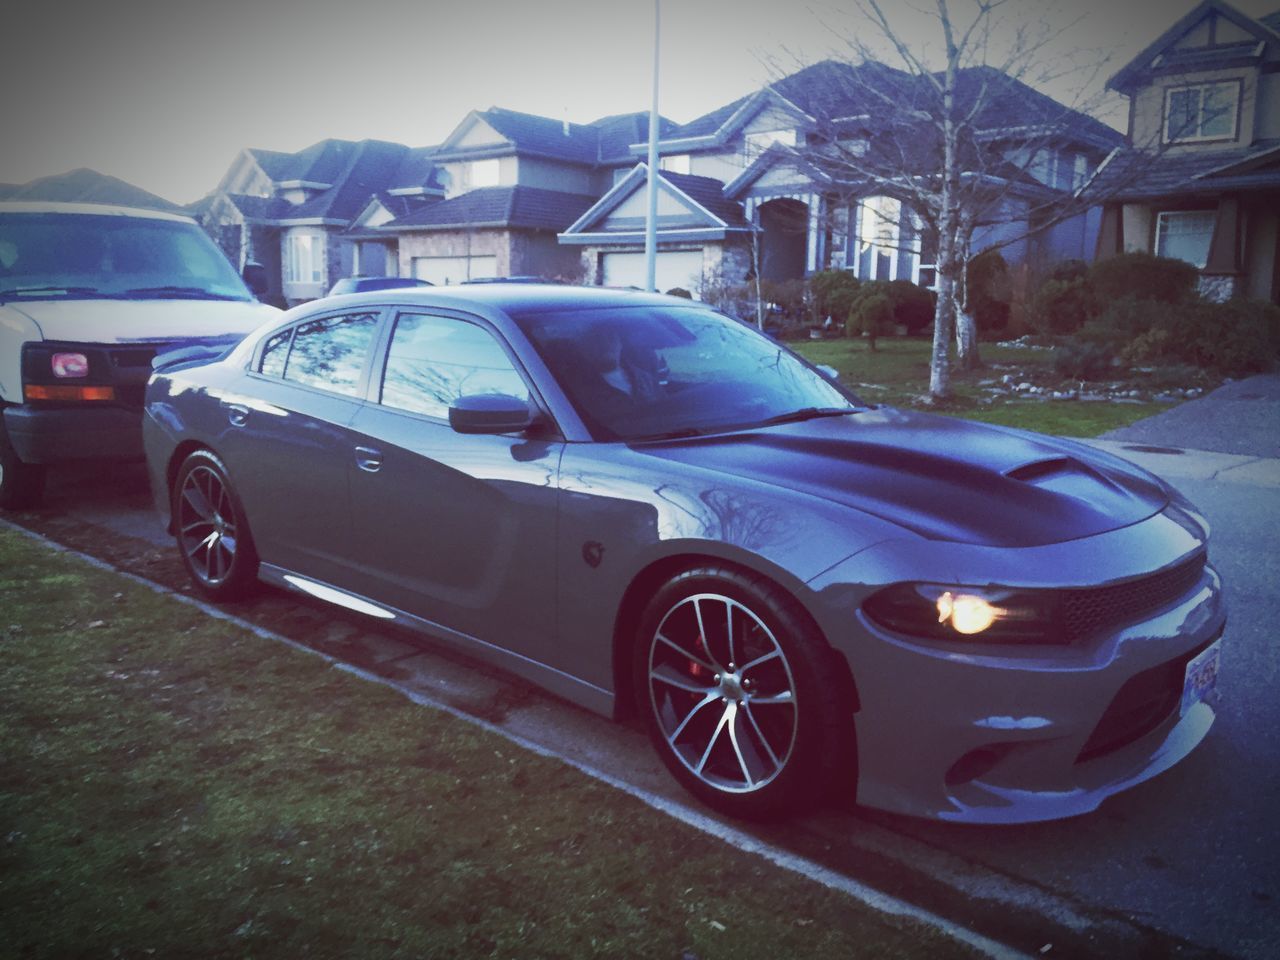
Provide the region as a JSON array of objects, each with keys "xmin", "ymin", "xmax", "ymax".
[
  {"xmin": 225, "ymin": 403, "xmax": 250, "ymax": 427},
  {"xmin": 354, "ymin": 446, "xmax": 383, "ymax": 473}
]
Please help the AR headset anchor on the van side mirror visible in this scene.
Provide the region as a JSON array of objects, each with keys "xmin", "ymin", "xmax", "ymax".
[{"xmin": 242, "ymin": 262, "xmax": 269, "ymax": 299}]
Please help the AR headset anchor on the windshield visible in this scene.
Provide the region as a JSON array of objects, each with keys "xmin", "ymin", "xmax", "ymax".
[
  {"xmin": 0, "ymin": 212, "xmax": 252, "ymax": 302},
  {"xmin": 513, "ymin": 305, "xmax": 862, "ymax": 441}
]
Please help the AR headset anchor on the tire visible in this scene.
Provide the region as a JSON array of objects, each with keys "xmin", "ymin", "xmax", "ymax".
[
  {"xmin": 171, "ymin": 449, "xmax": 259, "ymax": 601},
  {"xmin": 0, "ymin": 418, "xmax": 46, "ymax": 510},
  {"xmin": 632, "ymin": 565, "xmax": 853, "ymax": 819}
]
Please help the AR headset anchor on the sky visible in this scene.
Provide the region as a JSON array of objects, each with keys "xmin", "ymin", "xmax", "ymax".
[{"xmin": 2, "ymin": 0, "xmax": 1276, "ymax": 205}]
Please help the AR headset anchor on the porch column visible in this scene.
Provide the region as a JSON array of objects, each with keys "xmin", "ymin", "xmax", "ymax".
[
  {"xmin": 806, "ymin": 193, "xmax": 821, "ymax": 274},
  {"xmin": 1205, "ymin": 196, "xmax": 1241, "ymax": 273},
  {"xmin": 1094, "ymin": 203, "xmax": 1123, "ymax": 260}
]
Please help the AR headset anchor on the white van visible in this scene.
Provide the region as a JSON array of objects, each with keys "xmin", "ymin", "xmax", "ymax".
[{"xmin": 0, "ymin": 201, "xmax": 281, "ymax": 508}]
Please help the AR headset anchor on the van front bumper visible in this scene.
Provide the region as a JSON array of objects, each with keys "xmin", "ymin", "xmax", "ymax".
[{"xmin": 3, "ymin": 404, "xmax": 144, "ymax": 464}]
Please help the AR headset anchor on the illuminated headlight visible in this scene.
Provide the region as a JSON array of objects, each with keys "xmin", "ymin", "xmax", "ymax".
[
  {"xmin": 51, "ymin": 352, "xmax": 90, "ymax": 378},
  {"xmin": 863, "ymin": 583, "xmax": 1066, "ymax": 644}
]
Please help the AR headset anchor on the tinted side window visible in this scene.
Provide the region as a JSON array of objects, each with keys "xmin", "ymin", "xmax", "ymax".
[
  {"xmin": 281, "ymin": 312, "xmax": 379, "ymax": 396},
  {"xmin": 259, "ymin": 328, "xmax": 292, "ymax": 377},
  {"xmin": 381, "ymin": 314, "xmax": 529, "ymax": 419}
]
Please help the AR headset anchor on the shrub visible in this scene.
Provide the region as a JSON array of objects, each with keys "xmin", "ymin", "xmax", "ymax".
[
  {"xmin": 1087, "ymin": 252, "xmax": 1199, "ymax": 306},
  {"xmin": 1032, "ymin": 277, "xmax": 1094, "ymax": 335},
  {"xmin": 808, "ymin": 269, "xmax": 861, "ymax": 323},
  {"xmin": 966, "ymin": 250, "xmax": 1012, "ymax": 334},
  {"xmin": 885, "ymin": 279, "xmax": 935, "ymax": 333},
  {"xmin": 847, "ymin": 291, "xmax": 894, "ymax": 349},
  {"xmin": 665, "ymin": 287, "xmax": 692, "ymax": 299},
  {"xmin": 1090, "ymin": 296, "xmax": 1280, "ymax": 375},
  {"xmin": 1047, "ymin": 259, "xmax": 1089, "ymax": 284},
  {"xmin": 1053, "ymin": 341, "xmax": 1114, "ymax": 381}
]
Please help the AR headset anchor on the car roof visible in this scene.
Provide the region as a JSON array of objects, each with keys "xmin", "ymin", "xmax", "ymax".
[
  {"xmin": 318, "ymin": 283, "xmax": 696, "ymax": 316},
  {"xmin": 0, "ymin": 200, "xmax": 197, "ymax": 224}
]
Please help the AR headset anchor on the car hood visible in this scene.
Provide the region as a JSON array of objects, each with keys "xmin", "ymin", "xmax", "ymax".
[
  {"xmin": 6, "ymin": 298, "xmax": 280, "ymax": 343},
  {"xmin": 636, "ymin": 407, "xmax": 1169, "ymax": 547}
]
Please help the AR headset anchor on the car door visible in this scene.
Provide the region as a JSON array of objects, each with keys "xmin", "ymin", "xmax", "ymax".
[
  {"xmin": 217, "ymin": 308, "xmax": 381, "ymax": 584},
  {"xmin": 344, "ymin": 309, "xmax": 563, "ymax": 661}
]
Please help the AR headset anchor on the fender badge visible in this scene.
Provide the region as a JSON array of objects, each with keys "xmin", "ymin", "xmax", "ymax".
[{"xmin": 582, "ymin": 541, "xmax": 605, "ymax": 568}]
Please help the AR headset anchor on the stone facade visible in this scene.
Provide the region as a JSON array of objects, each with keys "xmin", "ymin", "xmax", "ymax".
[{"xmin": 1197, "ymin": 273, "xmax": 1242, "ymax": 303}]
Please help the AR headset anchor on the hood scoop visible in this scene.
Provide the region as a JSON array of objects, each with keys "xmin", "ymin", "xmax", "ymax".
[{"xmin": 1004, "ymin": 455, "xmax": 1117, "ymax": 501}]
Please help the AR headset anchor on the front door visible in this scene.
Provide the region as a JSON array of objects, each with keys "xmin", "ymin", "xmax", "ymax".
[{"xmin": 345, "ymin": 310, "xmax": 562, "ymax": 659}]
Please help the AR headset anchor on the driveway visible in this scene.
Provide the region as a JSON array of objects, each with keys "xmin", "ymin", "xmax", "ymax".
[{"xmin": 1100, "ymin": 372, "xmax": 1280, "ymax": 458}]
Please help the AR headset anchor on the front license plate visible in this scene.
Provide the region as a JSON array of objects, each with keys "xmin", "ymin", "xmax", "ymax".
[{"xmin": 1180, "ymin": 638, "xmax": 1222, "ymax": 715}]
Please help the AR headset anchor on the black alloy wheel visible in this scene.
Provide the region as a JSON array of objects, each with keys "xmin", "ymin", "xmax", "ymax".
[{"xmin": 172, "ymin": 449, "xmax": 258, "ymax": 600}]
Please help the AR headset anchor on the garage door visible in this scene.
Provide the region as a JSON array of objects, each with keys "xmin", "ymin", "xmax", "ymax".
[
  {"xmin": 601, "ymin": 250, "xmax": 704, "ymax": 297},
  {"xmin": 411, "ymin": 255, "xmax": 498, "ymax": 286}
]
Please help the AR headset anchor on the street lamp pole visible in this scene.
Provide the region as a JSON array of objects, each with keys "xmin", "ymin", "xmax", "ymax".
[{"xmin": 644, "ymin": 0, "xmax": 660, "ymax": 292}]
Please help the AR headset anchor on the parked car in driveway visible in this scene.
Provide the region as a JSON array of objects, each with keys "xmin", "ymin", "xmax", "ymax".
[
  {"xmin": 327, "ymin": 276, "xmax": 432, "ymax": 296},
  {"xmin": 0, "ymin": 201, "xmax": 280, "ymax": 508},
  {"xmin": 142, "ymin": 285, "xmax": 1225, "ymax": 821}
]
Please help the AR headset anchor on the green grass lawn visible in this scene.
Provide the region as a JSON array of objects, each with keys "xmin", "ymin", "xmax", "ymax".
[
  {"xmin": 0, "ymin": 528, "xmax": 980, "ymax": 960},
  {"xmin": 791, "ymin": 338, "xmax": 1174, "ymax": 437}
]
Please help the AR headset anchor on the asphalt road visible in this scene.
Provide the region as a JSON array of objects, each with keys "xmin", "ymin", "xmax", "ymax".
[{"xmin": 7, "ymin": 378, "xmax": 1278, "ymax": 958}]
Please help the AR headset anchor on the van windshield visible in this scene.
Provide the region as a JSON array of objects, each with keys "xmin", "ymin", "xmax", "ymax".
[{"xmin": 0, "ymin": 212, "xmax": 253, "ymax": 302}]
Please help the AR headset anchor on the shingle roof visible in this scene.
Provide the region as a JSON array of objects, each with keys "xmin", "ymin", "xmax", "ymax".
[
  {"xmin": 661, "ymin": 60, "xmax": 1120, "ymax": 151},
  {"xmin": 388, "ymin": 146, "xmax": 440, "ymax": 191},
  {"xmin": 276, "ymin": 140, "xmax": 413, "ymax": 221},
  {"xmin": 462, "ymin": 108, "xmax": 602, "ymax": 164},
  {"xmin": 386, "ymin": 186, "xmax": 595, "ymax": 231},
  {"xmin": 1263, "ymin": 9, "xmax": 1280, "ymax": 31},
  {"xmin": 658, "ymin": 171, "xmax": 747, "ymax": 226},
  {"xmin": 591, "ymin": 111, "xmax": 678, "ymax": 162},
  {"xmin": 1086, "ymin": 141, "xmax": 1280, "ymax": 200},
  {"xmin": 227, "ymin": 193, "xmax": 288, "ymax": 219},
  {"xmin": 0, "ymin": 168, "xmax": 180, "ymax": 211}
]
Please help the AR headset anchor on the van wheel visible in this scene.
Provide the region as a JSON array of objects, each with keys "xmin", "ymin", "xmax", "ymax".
[{"xmin": 0, "ymin": 420, "xmax": 46, "ymax": 510}]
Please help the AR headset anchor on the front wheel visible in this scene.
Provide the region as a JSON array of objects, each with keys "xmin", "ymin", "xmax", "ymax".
[
  {"xmin": 172, "ymin": 449, "xmax": 259, "ymax": 601},
  {"xmin": 0, "ymin": 418, "xmax": 46, "ymax": 510},
  {"xmin": 633, "ymin": 566, "xmax": 852, "ymax": 819}
]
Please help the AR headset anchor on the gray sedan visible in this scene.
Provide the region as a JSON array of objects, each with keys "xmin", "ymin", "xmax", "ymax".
[{"xmin": 142, "ymin": 285, "xmax": 1225, "ymax": 821}]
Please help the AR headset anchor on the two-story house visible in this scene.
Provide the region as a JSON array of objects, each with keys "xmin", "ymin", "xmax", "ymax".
[
  {"xmin": 197, "ymin": 139, "xmax": 443, "ymax": 305},
  {"xmin": 560, "ymin": 60, "xmax": 1121, "ymax": 296},
  {"xmin": 1090, "ymin": 0, "xmax": 1280, "ymax": 303},
  {"xmin": 378, "ymin": 108, "xmax": 672, "ymax": 284}
]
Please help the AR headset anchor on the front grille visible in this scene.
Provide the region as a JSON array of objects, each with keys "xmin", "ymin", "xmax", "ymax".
[
  {"xmin": 1058, "ymin": 552, "xmax": 1206, "ymax": 644},
  {"xmin": 1076, "ymin": 633, "xmax": 1216, "ymax": 763},
  {"xmin": 110, "ymin": 347, "xmax": 160, "ymax": 369}
]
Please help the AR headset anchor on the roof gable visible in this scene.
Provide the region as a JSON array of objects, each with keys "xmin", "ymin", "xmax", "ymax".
[
  {"xmin": 1107, "ymin": 1, "xmax": 1280, "ymax": 94},
  {"xmin": 562, "ymin": 164, "xmax": 747, "ymax": 239}
]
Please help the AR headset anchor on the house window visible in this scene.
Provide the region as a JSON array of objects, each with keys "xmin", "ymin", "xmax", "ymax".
[
  {"xmin": 1164, "ymin": 82, "xmax": 1238, "ymax": 142},
  {"xmin": 284, "ymin": 233, "xmax": 324, "ymax": 284},
  {"xmin": 1155, "ymin": 211, "xmax": 1216, "ymax": 268},
  {"xmin": 659, "ymin": 154, "xmax": 691, "ymax": 174},
  {"xmin": 462, "ymin": 158, "xmax": 501, "ymax": 190}
]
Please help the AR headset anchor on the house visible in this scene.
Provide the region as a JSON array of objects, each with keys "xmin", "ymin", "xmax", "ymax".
[
  {"xmin": 560, "ymin": 60, "xmax": 1122, "ymax": 296},
  {"xmin": 1089, "ymin": 0, "xmax": 1280, "ymax": 303},
  {"xmin": 0, "ymin": 168, "xmax": 180, "ymax": 211},
  {"xmin": 378, "ymin": 107, "xmax": 673, "ymax": 284},
  {"xmin": 196, "ymin": 139, "xmax": 443, "ymax": 305}
]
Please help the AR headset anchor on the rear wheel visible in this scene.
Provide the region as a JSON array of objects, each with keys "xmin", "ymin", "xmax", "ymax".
[
  {"xmin": 633, "ymin": 566, "xmax": 852, "ymax": 818},
  {"xmin": 0, "ymin": 418, "xmax": 46, "ymax": 510},
  {"xmin": 172, "ymin": 449, "xmax": 258, "ymax": 600}
]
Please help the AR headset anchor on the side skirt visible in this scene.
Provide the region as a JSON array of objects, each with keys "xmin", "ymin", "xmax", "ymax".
[{"xmin": 257, "ymin": 563, "xmax": 615, "ymax": 718}]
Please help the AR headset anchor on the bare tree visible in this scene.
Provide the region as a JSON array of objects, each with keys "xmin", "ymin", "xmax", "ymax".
[{"xmin": 788, "ymin": 0, "xmax": 1123, "ymax": 400}]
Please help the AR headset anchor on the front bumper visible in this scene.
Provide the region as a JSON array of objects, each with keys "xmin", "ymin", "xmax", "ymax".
[
  {"xmin": 808, "ymin": 506, "xmax": 1226, "ymax": 823},
  {"xmin": 3, "ymin": 404, "xmax": 144, "ymax": 464}
]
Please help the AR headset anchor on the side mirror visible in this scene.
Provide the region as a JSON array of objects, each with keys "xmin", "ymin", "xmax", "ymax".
[
  {"xmin": 242, "ymin": 262, "xmax": 269, "ymax": 299},
  {"xmin": 448, "ymin": 393, "xmax": 534, "ymax": 435}
]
